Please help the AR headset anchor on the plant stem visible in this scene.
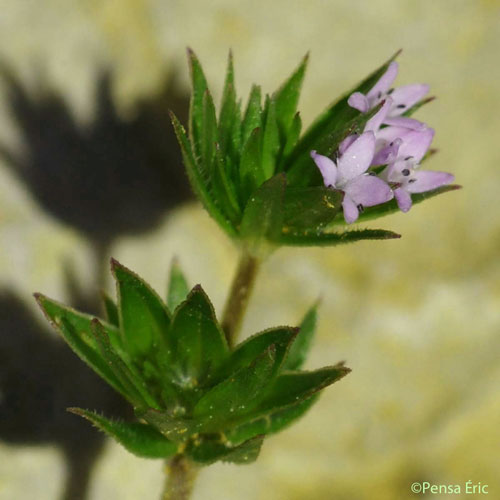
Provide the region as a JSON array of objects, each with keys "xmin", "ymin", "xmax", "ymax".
[
  {"xmin": 162, "ymin": 455, "xmax": 198, "ymax": 500},
  {"xmin": 221, "ymin": 252, "xmax": 261, "ymax": 348}
]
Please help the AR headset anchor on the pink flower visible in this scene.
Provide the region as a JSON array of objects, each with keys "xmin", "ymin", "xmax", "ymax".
[
  {"xmin": 310, "ymin": 132, "xmax": 393, "ymax": 223},
  {"xmin": 378, "ymin": 127, "xmax": 454, "ymax": 212},
  {"xmin": 348, "ymin": 62, "xmax": 429, "ymax": 130}
]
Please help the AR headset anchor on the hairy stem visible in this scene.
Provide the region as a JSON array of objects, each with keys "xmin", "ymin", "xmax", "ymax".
[
  {"xmin": 162, "ymin": 455, "xmax": 198, "ymax": 500},
  {"xmin": 221, "ymin": 252, "xmax": 261, "ymax": 348}
]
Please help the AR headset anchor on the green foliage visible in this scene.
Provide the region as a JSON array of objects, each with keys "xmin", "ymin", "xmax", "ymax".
[
  {"xmin": 36, "ymin": 261, "xmax": 349, "ymax": 465},
  {"xmin": 172, "ymin": 49, "xmax": 460, "ymax": 253},
  {"xmin": 69, "ymin": 408, "xmax": 178, "ymax": 459}
]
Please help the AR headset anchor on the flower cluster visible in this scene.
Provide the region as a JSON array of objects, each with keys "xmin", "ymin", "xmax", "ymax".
[{"xmin": 311, "ymin": 61, "xmax": 454, "ymax": 223}]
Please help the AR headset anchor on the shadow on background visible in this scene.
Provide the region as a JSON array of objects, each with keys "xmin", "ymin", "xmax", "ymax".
[
  {"xmin": 0, "ymin": 64, "xmax": 193, "ymax": 292},
  {"xmin": 0, "ymin": 65, "xmax": 193, "ymax": 499},
  {"xmin": 0, "ymin": 290, "xmax": 131, "ymax": 500}
]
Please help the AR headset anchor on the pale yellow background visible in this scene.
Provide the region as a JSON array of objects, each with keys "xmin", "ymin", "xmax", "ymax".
[{"xmin": 0, "ymin": 1, "xmax": 499, "ymax": 499}]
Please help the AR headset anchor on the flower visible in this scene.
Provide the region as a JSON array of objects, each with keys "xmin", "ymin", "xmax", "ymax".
[
  {"xmin": 311, "ymin": 132, "xmax": 393, "ymax": 223},
  {"xmin": 377, "ymin": 126, "xmax": 455, "ymax": 212},
  {"xmin": 348, "ymin": 61, "xmax": 429, "ymax": 130}
]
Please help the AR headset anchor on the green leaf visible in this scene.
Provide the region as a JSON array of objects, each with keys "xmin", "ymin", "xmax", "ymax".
[
  {"xmin": 284, "ymin": 51, "xmax": 400, "ymax": 186},
  {"xmin": 284, "ymin": 302, "xmax": 318, "ymax": 370},
  {"xmin": 241, "ymin": 85, "xmax": 262, "ymax": 147},
  {"xmin": 342, "ymin": 184, "xmax": 461, "ymax": 225},
  {"xmin": 112, "ymin": 259, "xmax": 171, "ymax": 357},
  {"xmin": 201, "ymin": 89, "xmax": 218, "ymax": 170},
  {"xmin": 212, "ymin": 144, "xmax": 242, "ymax": 222},
  {"xmin": 34, "ymin": 294, "xmax": 129, "ymax": 402},
  {"xmin": 257, "ymin": 364, "xmax": 350, "ymax": 414},
  {"xmin": 239, "ymin": 127, "xmax": 264, "ymax": 204},
  {"xmin": 187, "ymin": 48, "xmax": 209, "ymax": 160},
  {"xmin": 170, "ymin": 112, "xmax": 237, "ymax": 238},
  {"xmin": 224, "ymin": 363, "xmax": 350, "ymax": 445},
  {"xmin": 240, "ymin": 173, "xmax": 286, "ymax": 256},
  {"xmin": 214, "ymin": 326, "xmax": 298, "ymax": 382},
  {"xmin": 90, "ymin": 319, "xmax": 161, "ymax": 409},
  {"xmin": 280, "ymin": 112, "xmax": 302, "ymax": 165},
  {"xmin": 186, "ymin": 434, "xmax": 264, "ymax": 465},
  {"xmin": 261, "ymin": 97, "xmax": 280, "ymax": 179},
  {"xmin": 225, "ymin": 395, "xmax": 318, "ymax": 445},
  {"xmin": 282, "ymin": 186, "xmax": 343, "ymax": 231},
  {"xmin": 69, "ymin": 408, "xmax": 178, "ymax": 459},
  {"xmin": 277, "ymin": 228, "xmax": 401, "ymax": 246},
  {"xmin": 193, "ymin": 346, "xmax": 276, "ymax": 431},
  {"xmin": 274, "ymin": 54, "xmax": 308, "ymax": 136},
  {"xmin": 218, "ymin": 50, "xmax": 238, "ymax": 152},
  {"xmin": 169, "ymin": 285, "xmax": 229, "ymax": 385},
  {"xmin": 101, "ymin": 291, "xmax": 119, "ymax": 327},
  {"xmin": 140, "ymin": 408, "xmax": 197, "ymax": 443},
  {"xmin": 167, "ymin": 258, "xmax": 190, "ymax": 312}
]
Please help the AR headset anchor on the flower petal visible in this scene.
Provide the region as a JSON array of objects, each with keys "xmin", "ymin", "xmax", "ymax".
[
  {"xmin": 397, "ymin": 127, "xmax": 435, "ymax": 163},
  {"xmin": 383, "ymin": 116, "xmax": 427, "ymax": 130},
  {"xmin": 341, "ymin": 195, "xmax": 360, "ymax": 224},
  {"xmin": 394, "ymin": 187, "xmax": 412, "ymax": 212},
  {"xmin": 345, "ymin": 174, "xmax": 393, "ymax": 207},
  {"xmin": 337, "ymin": 132, "xmax": 375, "ymax": 183},
  {"xmin": 348, "ymin": 92, "xmax": 369, "ymax": 113},
  {"xmin": 406, "ymin": 170, "xmax": 455, "ymax": 193},
  {"xmin": 367, "ymin": 61, "xmax": 399, "ymax": 101},
  {"xmin": 339, "ymin": 134, "xmax": 358, "ymax": 155},
  {"xmin": 389, "ymin": 83, "xmax": 430, "ymax": 115},
  {"xmin": 375, "ymin": 125, "xmax": 412, "ymax": 144},
  {"xmin": 310, "ymin": 150, "xmax": 338, "ymax": 187},
  {"xmin": 365, "ymin": 98, "xmax": 392, "ymax": 133}
]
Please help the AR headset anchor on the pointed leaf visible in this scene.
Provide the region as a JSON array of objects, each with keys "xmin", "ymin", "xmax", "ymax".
[
  {"xmin": 169, "ymin": 285, "xmax": 229, "ymax": 385},
  {"xmin": 240, "ymin": 173, "xmax": 286, "ymax": 256},
  {"xmin": 167, "ymin": 258, "xmax": 190, "ymax": 311},
  {"xmin": 274, "ymin": 54, "xmax": 308, "ymax": 135},
  {"xmin": 187, "ymin": 49, "xmax": 210, "ymax": 160},
  {"xmin": 223, "ymin": 364, "xmax": 350, "ymax": 444},
  {"xmin": 112, "ymin": 259, "xmax": 170, "ymax": 357},
  {"xmin": 284, "ymin": 302, "xmax": 318, "ymax": 370},
  {"xmin": 282, "ymin": 186, "xmax": 343, "ymax": 231},
  {"xmin": 277, "ymin": 228, "xmax": 401, "ymax": 246},
  {"xmin": 34, "ymin": 294, "xmax": 128, "ymax": 401},
  {"xmin": 214, "ymin": 326, "xmax": 298, "ymax": 382},
  {"xmin": 239, "ymin": 127, "xmax": 264, "ymax": 203},
  {"xmin": 101, "ymin": 291, "xmax": 119, "ymax": 327},
  {"xmin": 69, "ymin": 408, "xmax": 177, "ymax": 458},
  {"xmin": 261, "ymin": 97, "xmax": 280, "ymax": 179},
  {"xmin": 257, "ymin": 364, "xmax": 350, "ymax": 414},
  {"xmin": 225, "ymin": 395, "xmax": 318, "ymax": 445},
  {"xmin": 201, "ymin": 90, "xmax": 218, "ymax": 170},
  {"xmin": 170, "ymin": 112, "xmax": 237, "ymax": 238},
  {"xmin": 280, "ymin": 111, "xmax": 302, "ymax": 164},
  {"xmin": 193, "ymin": 346, "xmax": 276, "ymax": 430},
  {"xmin": 211, "ymin": 144, "xmax": 242, "ymax": 222},
  {"xmin": 90, "ymin": 319, "xmax": 161, "ymax": 409},
  {"xmin": 241, "ymin": 85, "xmax": 262, "ymax": 147},
  {"xmin": 219, "ymin": 51, "xmax": 238, "ymax": 152}
]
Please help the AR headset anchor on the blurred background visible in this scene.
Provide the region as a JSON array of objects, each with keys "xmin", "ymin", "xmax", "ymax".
[{"xmin": 0, "ymin": 1, "xmax": 499, "ymax": 499}]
